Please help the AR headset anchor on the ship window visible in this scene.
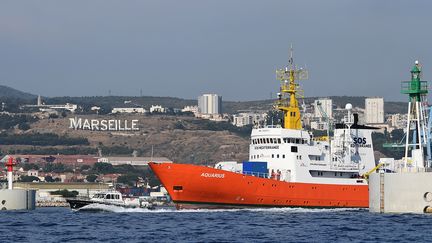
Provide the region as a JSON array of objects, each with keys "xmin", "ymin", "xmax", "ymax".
[
  {"xmin": 278, "ymin": 138, "xmax": 281, "ymax": 144},
  {"xmin": 291, "ymin": 146, "xmax": 298, "ymax": 153},
  {"xmin": 266, "ymin": 138, "xmax": 270, "ymax": 144},
  {"xmin": 277, "ymin": 154, "xmax": 279, "ymax": 158},
  {"xmin": 173, "ymin": 186, "xmax": 183, "ymax": 190},
  {"xmin": 272, "ymin": 154, "xmax": 274, "ymax": 158},
  {"xmin": 293, "ymin": 112, "xmax": 296, "ymax": 117},
  {"xmin": 282, "ymin": 154, "xmax": 285, "ymax": 159},
  {"xmin": 295, "ymin": 139, "xmax": 300, "ymax": 144}
]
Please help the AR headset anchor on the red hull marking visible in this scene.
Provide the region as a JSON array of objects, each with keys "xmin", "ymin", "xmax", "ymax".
[{"xmin": 149, "ymin": 162, "xmax": 369, "ymax": 208}]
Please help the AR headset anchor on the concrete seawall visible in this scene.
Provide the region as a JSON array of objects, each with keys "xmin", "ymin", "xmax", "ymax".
[
  {"xmin": 0, "ymin": 189, "xmax": 36, "ymax": 210},
  {"xmin": 369, "ymin": 172, "xmax": 432, "ymax": 213}
]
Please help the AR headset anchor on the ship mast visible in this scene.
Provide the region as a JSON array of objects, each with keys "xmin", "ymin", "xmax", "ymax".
[{"xmin": 275, "ymin": 46, "xmax": 308, "ymax": 129}]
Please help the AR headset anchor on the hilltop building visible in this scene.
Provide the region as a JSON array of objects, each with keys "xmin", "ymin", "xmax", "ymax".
[
  {"xmin": 149, "ymin": 105, "xmax": 166, "ymax": 113},
  {"xmin": 388, "ymin": 113, "xmax": 407, "ymax": 129},
  {"xmin": 232, "ymin": 112, "xmax": 267, "ymax": 127},
  {"xmin": 198, "ymin": 94, "xmax": 222, "ymax": 114},
  {"xmin": 365, "ymin": 97, "xmax": 384, "ymax": 124},
  {"xmin": 182, "ymin": 106, "xmax": 199, "ymax": 115},
  {"xmin": 313, "ymin": 98, "xmax": 333, "ymax": 118},
  {"xmin": 112, "ymin": 107, "xmax": 146, "ymax": 114},
  {"xmin": 22, "ymin": 96, "xmax": 78, "ymax": 112}
]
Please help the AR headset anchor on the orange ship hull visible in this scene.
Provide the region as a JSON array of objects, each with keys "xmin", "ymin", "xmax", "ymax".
[{"xmin": 149, "ymin": 162, "xmax": 369, "ymax": 209}]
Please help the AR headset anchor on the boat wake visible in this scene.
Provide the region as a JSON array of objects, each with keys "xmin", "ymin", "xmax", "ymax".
[{"xmin": 76, "ymin": 203, "xmax": 363, "ymax": 214}]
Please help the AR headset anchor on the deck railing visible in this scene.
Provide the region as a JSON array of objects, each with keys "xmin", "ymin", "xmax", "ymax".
[{"xmin": 242, "ymin": 171, "xmax": 269, "ymax": 178}]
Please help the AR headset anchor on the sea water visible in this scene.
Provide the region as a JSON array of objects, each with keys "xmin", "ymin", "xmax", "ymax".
[{"xmin": 0, "ymin": 206, "xmax": 430, "ymax": 242}]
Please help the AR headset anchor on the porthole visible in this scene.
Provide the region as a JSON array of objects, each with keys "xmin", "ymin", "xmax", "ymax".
[
  {"xmin": 1, "ymin": 200, "xmax": 5, "ymax": 205},
  {"xmin": 424, "ymin": 192, "xmax": 432, "ymax": 202}
]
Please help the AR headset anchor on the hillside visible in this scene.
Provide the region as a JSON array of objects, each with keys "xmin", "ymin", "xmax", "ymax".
[
  {"xmin": 5, "ymin": 114, "xmax": 250, "ymax": 165},
  {"xmin": 0, "ymin": 85, "xmax": 37, "ymax": 100}
]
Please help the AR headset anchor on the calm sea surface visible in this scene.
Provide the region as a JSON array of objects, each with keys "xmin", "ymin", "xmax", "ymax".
[{"xmin": 0, "ymin": 206, "xmax": 431, "ymax": 242}]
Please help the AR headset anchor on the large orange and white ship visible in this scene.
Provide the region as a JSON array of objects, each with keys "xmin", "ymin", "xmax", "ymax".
[{"xmin": 150, "ymin": 50, "xmax": 378, "ymax": 209}]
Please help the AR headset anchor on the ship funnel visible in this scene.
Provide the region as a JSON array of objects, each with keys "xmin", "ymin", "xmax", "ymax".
[{"xmin": 353, "ymin": 113, "xmax": 359, "ymax": 126}]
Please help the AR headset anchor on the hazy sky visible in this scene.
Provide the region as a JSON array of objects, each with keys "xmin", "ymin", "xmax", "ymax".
[{"xmin": 1, "ymin": 0, "xmax": 431, "ymax": 101}]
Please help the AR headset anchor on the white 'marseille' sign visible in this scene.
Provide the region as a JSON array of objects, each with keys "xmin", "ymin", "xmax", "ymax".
[{"xmin": 69, "ymin": 117, "xmax": 139, "ymax": 131}]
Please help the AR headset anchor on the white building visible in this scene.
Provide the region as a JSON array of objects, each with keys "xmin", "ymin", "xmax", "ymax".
[
  {"xmin": 198, "ymin": 94, "xmax": 222, "ymax": 114},
  {"xmin": 365, "ymin": 97, "xmax": 384, "ymax": 124},
  {"xmin": 27, "ymin": 169, "xmax": 38, "ymax": 177},
  {"xmin": 149, "ymin": 105, "xmax": 166, "ymax": 113},
  {"xmin": 112, "ymin": 107, "xmax": 146, "ymax": 114},
  {"xmin": 182, "ymin": 106, "xmax": 199, "ymax": 114},
  {"xmin": 310, "ymin": 120, "xmax": 330, "ymax": 131},
  {"xmin": 23, "ymin": 96, "xmax": 78, "ymax": 112},
  {"xmin": 388, "ymin": 113, "xmax": 407, "ymax": 129},
  {"xmin": 314, "ymin": 98, "xmax": 333, "ymax": 119},
  {"xmin": 232, "ymin": 112, "xmax": 267, "ymax": 127}
]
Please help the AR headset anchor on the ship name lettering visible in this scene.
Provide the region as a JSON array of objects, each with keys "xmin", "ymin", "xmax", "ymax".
[
  {"xmin": 310, "ymin": 163, "xmax": 326, "ymax": 166},
  {"xmin": 254, "ymin": 145, "xmax": 279, "ymax": 150},
  {"xmin": 201, "ymin": 173, "xmax": 225, "ymax": 178}
]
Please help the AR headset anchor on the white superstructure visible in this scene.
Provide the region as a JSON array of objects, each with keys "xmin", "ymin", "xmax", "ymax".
[{"xmin": 246, "ymin": 108, "xmax": 376, "ymax": 185}]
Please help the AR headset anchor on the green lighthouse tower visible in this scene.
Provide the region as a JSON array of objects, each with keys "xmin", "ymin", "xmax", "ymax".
[
  {"xmin": 401, "ymin": 60, "xmax": 428, "ymax": 102},
  {"xmin": 401, "ymin": 61, "xmax": 429, "ymax": 169}
]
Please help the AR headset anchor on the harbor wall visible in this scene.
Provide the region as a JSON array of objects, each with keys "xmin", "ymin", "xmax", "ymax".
[
  {"xmin": 369, "ymin": 172, "xmax": 432, "ymax": 213},
  {"xmin": 0, "ymin": 189, "xmax": 36, "ymax": 210}
]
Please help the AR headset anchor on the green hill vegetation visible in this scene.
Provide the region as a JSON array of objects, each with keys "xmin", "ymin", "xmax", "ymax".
[{"xmin": 0, "ymin": 85, "xmax": 37, "ymax": 100}]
